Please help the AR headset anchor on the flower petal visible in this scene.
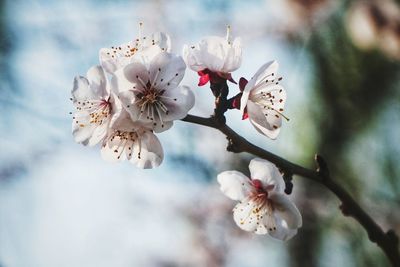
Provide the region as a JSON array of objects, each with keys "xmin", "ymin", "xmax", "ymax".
[
  {"xmin": 131, "ymin": 129, "xmax": 164, "ymax": 169},
  {"xmin": 240, "ymin": 61, "xmax": 278, "ymax": 115},
  {"xmin": 247, "ymin": 101, "xmax": 281, "ymax": 139},
  {"xmin": 269, "ymin": 192, "xmax": 302, "ymax": 229},
  {"xmin": 99, "ymin": 32, "xmax": 171, "ymax": 74},
  {"xmin": 221, "ymin": 37, "xmax": 242, "ymax": 73},
  {"xmin": 161, "ymin": 85, "xmax": 195, "ymax": 121},
  {"xmin": 217, "ymin": 170, "xmax": 252, "ymax": 201},
  {"xmin": 268, "ymin": 216, "xmax": 298, "ymax": 241},
  {"xmin": 232, "ymin": 199, "xmax": 259, "ymax": 232},
  {"xmin": 101, "ymin": 128, "xmax": 163, "ymax": 169},
  {"xmin": 248, "ymin": 158, "xmax": 285, "ymax": 193},
  {"xmin": 149, "ymin": 52, "xmax": 186, "ymax": 89}
]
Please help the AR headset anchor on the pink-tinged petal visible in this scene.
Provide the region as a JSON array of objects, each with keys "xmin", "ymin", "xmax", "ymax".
[
  {"xmin": 248, "ymin": 158, "xmax": 285, "ymax": 193},
  {"xmin": 269, "ymin": 192, "xmax": 302, "ymax": 229},
  {"xmin": 198, "ymin": 73, "xmax": 210, "ymax": 86},
  {"xmin": 247, "ymin": 101, "xmax": 281, "ymax": 139},
  {"xmin": 268, "ymin": 216, "xmax": 298, "ymax": 241},
  {"xmin": 149, "ymin": 52, "xmax": 186, "ymax": 89},
  {"xmin": 232, "ymin": 199, "xmax": 259, "ymax": 232},
  {"xmin": 242, "ymin": 107, "xmax": 248, "ymax": 120},
  {"xmin": 161, "ymin": 85, "xmax": 195, "ymax": 121},
  {"xmin": 217, "ymin": 171, "xmax": 252, "ymax": 201}
]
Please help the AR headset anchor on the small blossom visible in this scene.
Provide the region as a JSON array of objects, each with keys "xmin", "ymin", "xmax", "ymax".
[
  {"xmin": 71, "ymin": 65, "xmax": 113, "ymax": 146},
  {"xmin": 112, "ymin": 51, "xmax": 195, "ymax": 133},
  {"xmin": 217, "ymin": 158, "xmax": 302, "ymax": 240},
  {"xmin": 183, "ymin": 26, "xmax": 242, "ymax": 86},
  {"xmin": 240, "ymin": 61, "xmax": 288, "ymax": 139},
  {"xmin": 101, "ymin": 109, "xmax": 163, "ymax": 169},
  {"xmin": 99, "ymin": 30, "xmax": 171, "ymax": 74}
]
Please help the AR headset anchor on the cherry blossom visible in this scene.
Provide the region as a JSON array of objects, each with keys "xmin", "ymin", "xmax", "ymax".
[
  {"xmin": 112, "ymin": 51, "xmax": 195, "ymax": 133},
  {"xmin": 101, "ymin": 108, "xmax": 163, "ymax": 169},
  {"xmin": 99, "ymin": 29, "xmax": 171, "ymax": 74},
  {"xmin": 239, "ymin": 61, "xmax": 288, "ymax": 139},
  {"xmin": 217, "ymin": 158, "xmax": 302, "ymax": 241},
  {"xmin": 71, "ymin": 65, "xmax": 113, "ymax": 146},
  {"xmin": 183, "ymin": 26, "xmax": 242, "ymax": 86}
]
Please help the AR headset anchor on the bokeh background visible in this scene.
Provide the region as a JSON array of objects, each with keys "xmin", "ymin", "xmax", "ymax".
[{"xmin": 1, "ymin": 0, "xmax": 400, "ymax": 266}]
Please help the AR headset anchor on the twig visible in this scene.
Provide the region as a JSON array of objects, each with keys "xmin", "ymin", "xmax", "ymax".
[{"xmin": 181, "ymin": 114, "xmax": 400, "ymax": 267}]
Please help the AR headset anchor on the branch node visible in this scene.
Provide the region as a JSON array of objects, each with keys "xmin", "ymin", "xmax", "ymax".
[
  {"xmin": 279, "ymin": 168, "xmax": 294, "ymax": 195},
  {"xmin": 315, "ymin": 154, "xmax": 330, "ymax": 178},
  {"xmin": 226, "ymin": 137, "xmax": 242, "ymax": 153}
]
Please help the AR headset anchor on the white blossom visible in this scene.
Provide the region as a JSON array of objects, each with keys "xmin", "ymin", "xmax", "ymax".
[
  {"xmin": 217, "ymin": 158, "xmax": 302, "ymax": 241},
  {"xmin": 183, "ymin": 27, "xmax": 242, "ymax": 85},
  {"xmin": 240, "ymin": 61, "xmax": 288, "ymax": 139},
  {"xmin": 99, "ymin": 31, "xmax": 171, "ymax": 74},
  {"xmin": 101, "ymin": 108, "xmax": 163, "ymax": 169},
  {"xmin": 112, "ymin": 51, "xmax": 195, "ymax": 133},
  {"xmin": 71, "ymin": 65, "xmax": 113, "ymax": 146}
]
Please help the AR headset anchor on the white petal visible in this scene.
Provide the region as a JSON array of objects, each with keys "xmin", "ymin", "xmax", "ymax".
[
  {"xmin": 72, "ymin": 115, "xmax": 96, "ymax": 145},
  {"xmin": 72, "ymin": 66, "xmax": 109, "ymax": 103},
  {"xmin": 248, "ymin": 158, "xmax": 285, "ymax": 193},
  {"xmin": 100, "ymin": 128, "xmax": 163, "ymax": 169},
  {"xmin": 161, "ymin": 85, "xmax": 195, "ymax": 121},
  {"xmin": 240, "ymin": 61, "xmax": 278, "ymax": 115},
  {"xmin": 184, "ymin": 36, "xmax": 241, "ymax": 73},
  {"xmin": 99, "ymin": 41, "xmax": 136, "ymax": 74},
  {"xmin": 99, "ymin": 33, "xmax": 171, "ymax": 74},
  {"xmin": 217, "ymin": 171, "xmax": 252, "ymax": 201},
  {"xmin": 221, "ymin": 37, "xmax": 242, "ymax": 73},
  {"xmin": 119, "ymin": 62, "xmax": 149, "ymax": 89},
  {"xmin": 268, "ymin": 216, "xmax": 298, "ymax": 241},
  {"xmin": 149, "ymin": 52, "xmax": 186, "ymax": 89},
  {"xmin": 182, "ymin": 44, "xmax": 207, "ymax": 72},
  {"xmin": 86, "ymin": 65, "xmax": 109, "ymax": 99},
  {"xmin": 247, "ymin": 101, "xmax": 281, "ymax": 139},
  {"xmin": 232, "ymin": 199, "xmax": 259, "ymax": 232},
  {"xmin": 269, "ymin": 192, "xmax": 302, "ymax": 229},
  {"xmin": 197, "ymin": 36, "xmax": 227, "ymax": 72},
  {"xmin": 130, "ymin": 129, "xmax": 163, "ymax": 169}
]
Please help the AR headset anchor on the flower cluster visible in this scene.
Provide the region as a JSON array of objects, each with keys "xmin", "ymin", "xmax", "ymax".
[
  {"xmin": 71, "ymin": 30, "xmax": 194, "ymax": 169},
  {"xmin": 70, "ymin": 25, "xmax": 300, "ymax": 240}
]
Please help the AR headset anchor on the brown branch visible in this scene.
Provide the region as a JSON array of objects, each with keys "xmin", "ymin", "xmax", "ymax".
[{"xmin": 181, "ymin": 114, "xmax": 400, "ymax": 267}]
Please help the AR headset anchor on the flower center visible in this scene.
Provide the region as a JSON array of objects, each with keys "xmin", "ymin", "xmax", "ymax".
[{"xmin": 73, "ymin": 99, "xmax": 111, "ymax": 128}]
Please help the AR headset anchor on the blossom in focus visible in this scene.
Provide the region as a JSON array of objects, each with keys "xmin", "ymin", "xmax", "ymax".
[
  {"xmin": 183, "ymin": 26, "xmax": 242, "ymax": 86},
  {"xmin": 71, "ymin": 65, "xmax": 113, "ymax": 146},
  {"xmin": 113, "ymin": 51, "xmax": 195, "ymax": 133},
  {"xmin": 99, "ymin": 31, "xmax": 171, "ymax": 74},
  {"xmin": 217, "ymin": 158, "xmax": 302, "ymax": 241},
  {"xmin": 101, "ymin": 108, "xmax": 163, "ymax": 169},
  {"xmin": 239, "ymin": 61, "xmax": 288, "ymax": 139}
]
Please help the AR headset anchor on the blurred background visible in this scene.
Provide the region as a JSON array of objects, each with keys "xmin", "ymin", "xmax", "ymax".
[{"xmin": 0, "ymin": 0, "xmax": 400, "ymax": 266}]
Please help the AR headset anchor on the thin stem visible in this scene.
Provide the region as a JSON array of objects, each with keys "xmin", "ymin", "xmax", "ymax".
[{"xmin": 181, "ymin": 114, "xmax": 400, "ymax": 267}]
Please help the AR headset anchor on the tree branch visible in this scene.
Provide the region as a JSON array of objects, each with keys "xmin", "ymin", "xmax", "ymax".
[{"xmin": 181, "ymin": 114, "xmax": 400, "ymax": 267}]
